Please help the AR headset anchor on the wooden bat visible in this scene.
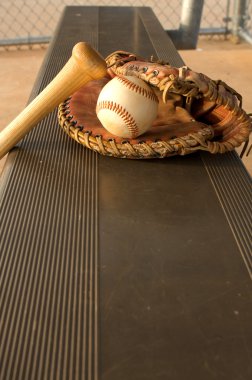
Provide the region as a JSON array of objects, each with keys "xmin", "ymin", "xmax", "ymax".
[{"xmin": 0, "ymin": 42, "xmax": 107, "ymax": 160}]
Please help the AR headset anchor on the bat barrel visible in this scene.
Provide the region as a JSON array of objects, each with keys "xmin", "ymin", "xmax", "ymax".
[{"xmin": 0, "ymin": 42, "xmax": 107, "ymax": 160}]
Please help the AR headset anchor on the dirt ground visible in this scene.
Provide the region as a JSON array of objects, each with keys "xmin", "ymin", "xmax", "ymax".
[{"xmin": 0, "ymin": 37, "xmax": 251, "ymax": 176}]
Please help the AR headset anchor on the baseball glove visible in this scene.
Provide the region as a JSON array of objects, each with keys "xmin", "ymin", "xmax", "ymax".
[{"xmin": 58, "ymin": 50, "xmax": 252, "ymax": 159}]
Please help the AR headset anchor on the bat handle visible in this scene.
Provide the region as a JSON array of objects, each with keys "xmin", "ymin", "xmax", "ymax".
[{"xmin": 0, "ymin": 42, "xmax": 107, "ymax": 160}]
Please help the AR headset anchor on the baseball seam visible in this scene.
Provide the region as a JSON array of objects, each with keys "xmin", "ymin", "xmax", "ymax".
[
  {"xmin": 117, "ymin": 76, "xmax": 158, "ymax": 103},
  {"xmin": 96, "ymin": 100, "xmax": 139, "ymax": 138}
]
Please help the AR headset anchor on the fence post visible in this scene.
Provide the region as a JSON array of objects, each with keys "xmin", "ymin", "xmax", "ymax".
[
  {"xmin": 167, "ymin": 0, "xmax": 204, "ymax": 49},
  {"xmin": 232, "ymin": 0, "xmax": 252, "ymax": 44},
  {"xmin": 232, "ymin": 0, "xmax": 246, "ymax": 37}
]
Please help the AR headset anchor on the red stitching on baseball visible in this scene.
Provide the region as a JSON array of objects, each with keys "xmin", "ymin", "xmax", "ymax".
[
  {"xmin": 96, "ymin": 100, "xmax": 139, "ymax": 138},
  {"xmin": 117, "ymin": 76, "xmax": 159, "ymax": 103}
]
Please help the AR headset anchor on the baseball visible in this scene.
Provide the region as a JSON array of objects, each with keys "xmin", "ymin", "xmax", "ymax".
[{"xmin": 96, "ymin": 76, "xmax": 158, "ymax": 138}]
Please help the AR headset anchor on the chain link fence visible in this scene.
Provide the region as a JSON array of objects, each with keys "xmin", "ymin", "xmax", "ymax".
[
  {"xmin": 201, "ymin": 0, "xmax": 230, "ymax": 34},
  {"xmin": 0, "ymin": 0, "xmax": 251, "ymax": 46},
  {"xmin": 0, "ymin": 0, "xmax": 181, "ymax": 44}
]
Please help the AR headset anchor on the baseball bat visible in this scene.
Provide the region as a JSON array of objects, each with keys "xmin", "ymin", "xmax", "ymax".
[{"xmin": 0, "ymin": 42, "xmax": 107, "ymax": 160}]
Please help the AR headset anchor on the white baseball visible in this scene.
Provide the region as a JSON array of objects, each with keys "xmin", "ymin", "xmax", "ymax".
[{"xmin": 96, "ymin": 76, "xmax": 158, "ymax": 138}]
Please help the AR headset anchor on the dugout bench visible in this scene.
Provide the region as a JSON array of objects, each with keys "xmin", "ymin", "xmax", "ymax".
[{"xmin": 1, "ymin": 6, "xmax": 252, "ymax": 380}]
